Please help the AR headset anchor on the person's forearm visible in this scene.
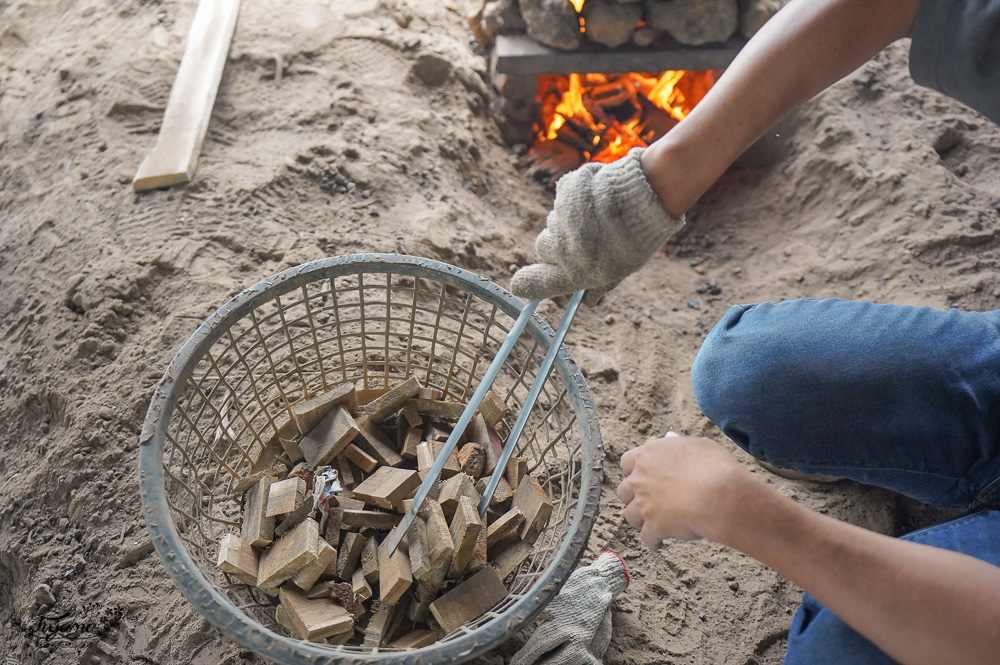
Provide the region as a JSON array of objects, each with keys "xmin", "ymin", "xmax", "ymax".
[
  {"xmin": 641, "ymin": 0, "xmax": 920, "ymax": 217},
  {"xmin": 713, "ymin": 483, "xmax": 1000, "ymax": 665}
]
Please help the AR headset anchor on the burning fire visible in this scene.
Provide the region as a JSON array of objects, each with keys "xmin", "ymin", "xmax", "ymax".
[{"xmin": 534, "ymin": 70, "xmax": 718, "ymax": 164}]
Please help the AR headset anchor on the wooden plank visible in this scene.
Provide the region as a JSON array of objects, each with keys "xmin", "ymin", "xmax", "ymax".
[
  {"xmin": 448, "ymin": 495, "xmax": 483, "ymax": 577},
  {"xmin": 513, "ymin": 475, "xmax": 553, "ymax": 543},
  {"xmin": 466, "ymin": 414, "xmax": 497, "ymax": 474},
  {"xmin": 364, "ymin": 600, "xmax": 406, "ymax": 648},
  {"xmin": 336, "ymin": 454, "xmax": 357, "ymax": 488},
  {"xmin": 390, "ymin": 629, "xmax": 437, "ymax": 649},
  {"xmin": 265, "ymin": 477, "xmax": 306, "ymax": 517},
  {"xmin": 231, "ymin": 463, "xmax": 286, "ymax": 498},
  {"xmin": 401, "ymin": 426, "xmax": 422, "ymax": 459},
  {"xmin": 470, "ymin": 520, "xmax": 488, "ymax": 572},
  {"xmin": 361, "ymin": 535, "xmax": 380, "ymax": 583},
  {"xmin": 418, "ymin": 387, "xmax": 443, "ymax": 400},
  {"xmin": 491, "ymin": 33, "xmax": 746, "ymax": 77},
  {"xmin": 352, "ymin": 566, "xmax": 373, "ymax": 601},
  {"xmin": 353, "ymin": 467, "xmax": 421, "ymax": 512},
  {"xmin": 486, "ymin": 507, "xmax": 525, "ymax": 549},
  {"xmin": 401, "ymin": 401, "xmax": 423, "ymax": 429},
  {"xmin": 438, "ymin": 473, "xmax": 480, "ymax": 520},
  {"xmin": 476, "ymin": 475, "xmax": 514, "ymax": 506},
  {"xmin": 216, "ymin": 533, "xmax": 258, "ymax": 585},
  {"xmin": 409, "ymin": 558, "xmax": 448, "ymax": 624},
  {"xmin": 335, "ymin": 532, "xmax": 367, "ymax": 581},
  {"xmin": 292, "ymin": 538, "xmax": 337, "ymax": 590},
  {"xmin": 273, "ymin": 490, "xmax": 314, "ymax": 538},
  {"xmin": 279, "ymin": 586, "xmax": 353, "ymax": 642},
  {"xmin": 457, "ymin": 442, "xmax": 486, "ymax": 477},
  {"xmin": 416, "ymin": 440, "xmax": 461, "ymax": 480},
  {"xmin": 342, "ymin": 443, "xmax": 378, "ymax": 473},
  {"xmin": 132, "ymin": 0, "xmax": 241, "ymax": 190},
  {"xmin": 241, "ymin": 475, "xmax": 276, "ymax": 548},
  {"xmin": 292, "ymin": 383, "xmax": 358, "ymax": 422},
  {"xmin": 505, "ymin": 456, "xmax": 527, "ymax": 490},
  {"xmin": 360, "ymin": 377, "xmax": 421, "ymax": 422},
  {"xmin": 299, "ymin": 405, "xmax": 360, "ymax": 467},
  {"xmin": 429, "ymin": 566, "xmax": 507, "ymax": 634},
  {"xmin": 377, "ymin": 540, "xmax": 413, "ymax": 605},
  {"xmin": 342, "ymin": 509, "xmax": 402, "ymax": 530},
  {"xmin": 257, "ymin": 518, "xmax": 319, "ymax": 589},
  {"xmin": 405, "ymin": 397, "xmax": 467, "ymax": 420},
  {"xmin": 423, "ymin": 499, "xmax": 454, "ymax": 567},
  {"xmin": 356, "ymin": 385, "xmax": 390, "ymax": 406},
  {"xmin": 478, "ymin": 388, "xmax": 509, "ymax": 427},
  {"xmin": 279, "ymin": 436, "xmax": 304, "ymax": 464},
  {"xmin": 275, "ymin": 605, "xmax": 296, "ymax": 635},
  {"xmin": 405, "ymin": 515, "xmax": 431, "ymax": 582},
  {"xmin": 354, "ymin": 416, "xmax": 404, "ymax": 467},
  {"xmin": 323, "ymin": 507, "xmax": 343, "ymax": 550},
  {"xmin": 491, "ymin": 539, "xmax": 532, "ymax": 580}
]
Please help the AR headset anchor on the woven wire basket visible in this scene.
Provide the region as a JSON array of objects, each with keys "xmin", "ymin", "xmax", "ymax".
[{"xmin": 138, "ymin": 254, "xmax": 603, "ymax": 663}]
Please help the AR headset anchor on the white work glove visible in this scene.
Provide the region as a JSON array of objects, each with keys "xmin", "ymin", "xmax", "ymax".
[
  {"xmin": 510, "ymin": 148, "xmax": 684, "ymax": 306},
  {"xmin": 510, "ymin": 551, "xmax": 630, "ymax": 665}
]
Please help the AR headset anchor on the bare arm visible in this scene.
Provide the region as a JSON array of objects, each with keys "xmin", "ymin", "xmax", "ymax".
[
  {"xmin": 641, "ymin": 0, "xmax": 921, "ymax": 217},
  {"xmin": 618, "ymin": 435, "xmax": 1000, "ymax": 665}
]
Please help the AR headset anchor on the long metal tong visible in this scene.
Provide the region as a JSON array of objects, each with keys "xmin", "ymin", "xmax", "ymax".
[{"xmin": 384, "ymin": 290, "xmax": 584, "ymax": 554}]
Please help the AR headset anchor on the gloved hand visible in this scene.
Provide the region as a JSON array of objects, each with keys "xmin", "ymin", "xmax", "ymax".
[
  {"xmin": 510, "ymin": 148, "xmax": 684, "ymax": 306},
  {"xmin": 511, "ymin": 551, "xmax": 630, "ymax": 665}
]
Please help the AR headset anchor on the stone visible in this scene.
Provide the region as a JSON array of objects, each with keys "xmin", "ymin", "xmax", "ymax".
[
  {"xmin": 482, "ymin": 0, "xmax": 527, "ymax": 41},
  {"xmin": 643, "ymin": 0, "xmax": 737, "ymax": 46},
  {"xmin": 521, "ymin": 0, "xmax": 582, "ymax": 50},
  {"xmin": 739, "ymin": 0, "xmax": 788, "ymax": 38},
  {"xmin": 583, "ymin": 0, "xmax": 641, "ymax": 48},
  {"xmin": 631, "ymin": 25, "xmax": 662, "ymax": 47},
  {"xmin": 411, "ymin": 53, "xmax": 452, "ymax": 87}
]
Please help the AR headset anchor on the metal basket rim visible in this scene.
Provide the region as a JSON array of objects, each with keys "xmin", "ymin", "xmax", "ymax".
[{"xmin": 137, "ymin": 253, "xmax": 604, "ymax": 664}]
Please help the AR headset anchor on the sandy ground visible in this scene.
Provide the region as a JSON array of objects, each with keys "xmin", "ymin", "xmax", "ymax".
[{"xmin": 2, "ymin": 1, "xmax": 999, "ymax": 663}]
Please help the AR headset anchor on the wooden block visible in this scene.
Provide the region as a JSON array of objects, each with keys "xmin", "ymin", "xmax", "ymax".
[
  {"xmin": 423, "ymin": 499, "xmax": 454, "ymax": 567},
  {"xmin": 307, "ymin": 580, "xmax": 337, "ymax": 599},
  {"xmin": 292, "ymin": 383, "xmax": 359, "ymax": 422},
  {"xmin": 448, "ymin": 495, "xmax": 483, "ymax": 577},
  {"xmin": 342, "ymin": 443, "xmax": 378, "ymax": 473},
  {"xmin": 486, "ymin": 423, "xmax": 505, "ymax": 474},
  {"xmin": 513, "ymin": 475, "xmax": 553, "ymax": 543},
  {"xmin": 328, "ymin": 580, "xmax": 357, "ymax": 610},
  {"xmin": 275, "ymin": 605, "xmax": 296, "ymax": 635},
  {"xmin": 409, "ymin": 560, "xmax": 448, "ymax": 624},
  {"xmin": 355, "ymin": 385, "xmax": 390, "ymax": 406},
  {"xmin": 417, "ymin": 441, "xmax": 461, "ymax": 481},
  {"xmin": 360, "ymin": 377, "xmax": 421, "ymax": 422},
  {"xmin": 279, "ymin": 586, "xmax": 353, "ymax": 642},
  {"xmin": 402, "ymin": 401, "xmax": 423, "ymax": 429},
  {"xmin": 241, "ymin": 475, "xmax": 276, "ymax": 548},
  {"xmin": 470, "ymin": 520, "xmax": 488, "ymax": 572},
  {"xmin": 457, "ymin": 442, "xmax": 486, "ymax": 477},
  {"xmin": 342, "ymin": 509, "xmax": 402, "ymax": 530},
  {"xmin": 353, "ymin": 467, "xmax": 421, "ymax": 512},
  {"xmin": 132, "ymin": 0, "xmax": 240, "ymax": 190},
  {"xmin": 257, "ymin": 518, "xmax": 319, "ymax": 589},
  {"xmin": 266, "ymin": 477, "xmax": 306, "ymax": 517},
  {"xmin": 336, "ymin": 455, "xmax": 357, "ymax": 489},
  {"xmin": 418, "ymin": 387, "xmax": 443, "ymax": 400},
  {"xmin": 335, "ymin": 532, "xmax": 367, "ymax": 581},
  {"xmin": 279, "ymin": 436, "xmax": 304, "ymax": 464},
  {"xmin": 287, "ymin": 463, "xmax": 313, "ymax": 491},
  {"xmin": 466, "ymin": 414, "xmax": 497, "ymax": 474},
  {"xmin": 334, "ymin": 495, "xmax": 365, "ymax": 511},
  {"xmin": 438, "ymin": 473, "xmax": 481, "ymax": 520},
  {"xmin": 486, "ymin": 508, "xmax": 524, "ymax": 549},
  {"xmin": 506, "ymin": 456, "xmax": 528, "ymax": 489},
  {"xmin": 216, "ymin": 533, "xmax": 258, "ymax": 586},
  {"xmin": 274, "ymin": 490, "xmax": 314, "ymax": 538},
  {"xmin": 377, "ymin": 540, "xmax": 413, "ymax": 605},
  {"xmin": 352, "ymin": 566, "xmax": 373, "ymax": 601},
  {"xmin": 406, "ymin": 516, "xmax": 431, "ymax": 582},
  {"xmin": 293, "ymin": 538, "xmax": 337, "ymax": 590},
  {"xmin": 364, "ymin": 600, "xmax": 406, "ymax": 648},
  {"xmin": 323, "ymin": 507, "xmax": 343, "ymax": 549},
  {"xmin": 405, "ymin": 397, "xmax": 467, "ymax": 420},
  {"xmin": 476, "ymin": 476, "xmax": 515, "ymax": 506},
  {"xmin": 299, "ymin": 405, "xmax": 360, "ymax": 467},
  {"xmin": 231, "ymin": 463, "xmax": 287, "ymax": 498},
  {"xmin": 391, "ymin": 629, "xmax": 437, "ymax": 649},
  {"xmin": 424, "ymin": 422, "xmax": 453, "ymax": 443},
  {"xmin": 478, "ymin": 389, "xmax": 509, "ymax": 427},
  {"xmin": 361, "ymin": 535, "xmax": 380, "ymax": 583},
  {"xmin": 401, "ymin": 426, "xmax": 422, "ymax": 459},
  {"xmin": 429, "ymin": 566, "xmax": 507, "ymax": 634},
  {"xmin": 491, "ymin": 540, "xmax": 532, "ymax": 580},
  {"xmin": 354, "ymin": 416, "xmax": 404, "ymax": 467}
]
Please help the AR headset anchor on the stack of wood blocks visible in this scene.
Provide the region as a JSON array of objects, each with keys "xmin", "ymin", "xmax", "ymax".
[{"xmin": 216, "ymin": 378, "xmax": 554, "ymax": 647}]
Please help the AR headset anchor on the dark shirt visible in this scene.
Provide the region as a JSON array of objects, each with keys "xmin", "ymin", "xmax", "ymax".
[{"xmin": 910, "ymin": 0, "xmax": 1000, "ymax": 124}]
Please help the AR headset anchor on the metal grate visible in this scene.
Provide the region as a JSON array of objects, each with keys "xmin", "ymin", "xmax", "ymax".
[{"xmin": 139, "ymin": 255, "xmax": 603, "ymax": 664}]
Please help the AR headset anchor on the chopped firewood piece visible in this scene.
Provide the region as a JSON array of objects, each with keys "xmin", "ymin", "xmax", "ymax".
[
  {"xmin": 430, "ymin": 566, "xmax": 507, "ymax": 634},
  {"xmin": 323, "ymin": 507, "xmax": 343, "ymax": 549},
  {"xmin": 354, "ymin": 416, "xmax": 404, "ymax": 467},
  {"xmin": 418, "ymin": 387, "xmax": 443, "ymax": 400},
  {"xmin": 361, "ymin": 535, "xmax": 380, "ymax": 583},
  {"xmin": 342, "ymin": 443, "xmax": 378, "ymax": 473},
  {"xmin": 274, "ymin": 490, "xmax": 315, "ymax": 537},
  {"xmin": 307, "ymin": 580, "xmax": 337, "ymax": 599},
  {"xmin": 423, "ymin": 499, "xmax": 455, "ymax": 567},
  {"xmin": 329, "ymin": 581, "xmax": 356, "ymax": 610},
  {"xmin": 475, "ymin": 475, "xmax": 515, "ymax": 506},
  {"xmin": 216, "ymin": 533, "xmax": 258, "ymax": 586},
  {"xmin": 478, "ymin": 389, "xmax": 509, "ymax": 427},
  {"xmin": 279, "ymin": 586, "xmax": 353, "ymax": 642},
  {"xmin": 417, "ymin": 441, "xmax": 461, "ymax": 480},
  {"xmin": 466, "ymin": 414, "xmax": 497, "ymax": 474},
  {"xmin": 405, "ymin": 397, "xmax": 467, "ymax": 420},
  {"xmin": 406, "ymin": 516, "xmax": 431, "ymax": 582},
  {"xmin": 353, "ymin": 467, "xmax": 421, "ymax": 512},
  {"xmin": 486, "ymin": 424, "xmax": 505, "ymax": 472},
  {"xmin": 299, "ymin": 405, "xmax": 360, "ymax": 467},
  {"xmin": 360, "ymin": 377, "xmax": 421, "ymax": 422},
  {"xmin": 423, "ymin": 422, "xmax": 452, "ymax": 443},
  {"xmin": 457, "ymin": 442, "xmax": 486, "ymax": 477},
  {"xmin": 401, "ymin": 426, "xmax": 422, "ymax": 459},
  {"xmin": 391, "ymin": 629, "xmax": 437, "ymax": 649},
  {"xmin": 342, "ymin": 509, "xmax": 402, "ymax": 530},
  {"xmin": 355, "ymin": 382, "xmax": 390, "ymax": 406},
  {"xmin": 334, "ymin": 495, "xmax": 365, "ymax": 511},
  {"xmin": 470, "ymin": 520, "xmax": 488, "ymax": 572},
  {"xmin": 487, "ymin": 508, "xmax": 525, "ymax": 549},
  {"xmin": 491, "ymin": 540, "xmax": 532, "ymax": 580},
  {"xmin": 335, "ymin": 532, "xmax": 367, "ymax": 581},
  {"xmin": 257, "ymin": 518, "xmax": 319, "ymax": 590},
  {"xmin": 275, "ymin": 605, "xmax": 295, "ymax": 634},
  {"xmin": 352, "ymin": 566, "xmax": 373, "ymax": 601},
  {"xmin": 241, "ymin": 475, "xmax": 276, "ymax": 548},
  {"xmin": 438, "ymin": 473, "xmax": 481, "ymax": 519},
  {"xmin": 364, "ymin": 600, "xmax": 406, "ymax": 648},
  {"xmin": 293, "ymin": 383, "xmax": 359, "ymax": 423},
  {"xmin": 319, "ymin": 553, "xmax": 339, "ymax": 582},
  {"xmin": 336, "ymin": 455, "xmax": 357, "ymax": 488},
  {"xmin": 279, "ymin": 436, "xmax": 305, "ymax": 464},
  {"xmin": 266, "ymin": 477, "xmax": 306, "ymax": 517},
  {"xmin": 409, "ymin": 558, "xmax": 448, "ymax": 624},
  {"xmin": 448, "ymin": 495, "xmax": 483, "ymax": 577},
  {"xmin": 287, "ymin": 462, "xmax": 313, "ymax": 491},
  {"xmin": 402, "ymin": 401, "xmax": 423, "ymax": 429},
  {"xmin": 293, "ymin": 538, "xmax": 337, "ymax": 590},
  {"xmin": 231, "ymin": 463, "xmax": 287, "ymax": 498},
  {"xmin": 506, "ymin": 456, "xmax": 528, "ymax": 489},
  {"xmin": 513, "ymin": 475, "xmax": 553, "ymax": 543},
  {"xmin": 378, "ymin": 540, "xmax": 413, "ymax": 605}
]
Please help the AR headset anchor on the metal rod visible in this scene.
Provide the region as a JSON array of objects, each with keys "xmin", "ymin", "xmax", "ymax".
[
  {"xmin": 384, "ymin": 298, "xmax": 540, "ymax": 554},
  {"xmin": 478, "ymin": 290, "xmax": 584, "ymax": 516}
]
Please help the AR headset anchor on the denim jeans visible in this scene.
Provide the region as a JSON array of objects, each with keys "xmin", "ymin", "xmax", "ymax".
[{"xmin": 690, "ymin": 299, "xmax": 1000, "ymax": 664}]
